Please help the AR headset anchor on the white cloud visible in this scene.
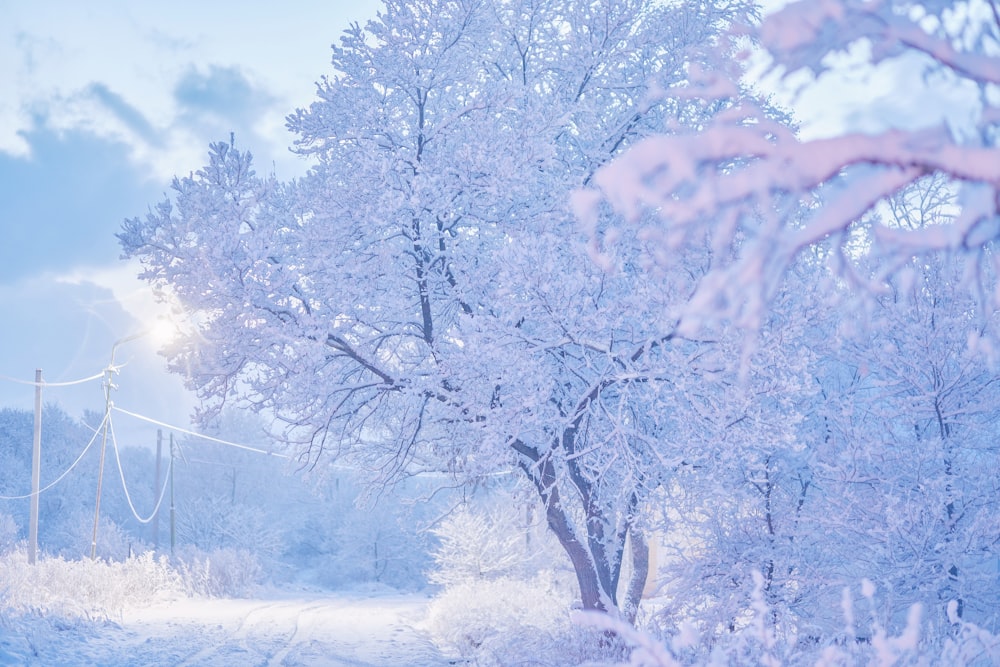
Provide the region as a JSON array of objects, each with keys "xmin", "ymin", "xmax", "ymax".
[
  {"xmin": 54, "ymin": 261, "xmax": 182, "ymax": 349},
  {"xmin": 0, "ymin": 110, "xmax": 31, "ymax": 157},
  {"xmin": 1, "ymin": 0, "xmax": 381, "ymax": 180}
]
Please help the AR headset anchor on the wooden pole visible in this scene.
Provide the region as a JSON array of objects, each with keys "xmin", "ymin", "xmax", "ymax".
[
  {"xmin": 28, "ymin": 369, "xmax": 42, "ymax": 565},
  {"xmin": 153, "ymin": 429, "xmax": 162, "ymax": 549},
  {"xmin": 90, "ymin": 366, "xmax": 114, "ymax": 560},
  {"xmin": 169, "ymin": 432, "xmax": 175, "ymax": 555}
]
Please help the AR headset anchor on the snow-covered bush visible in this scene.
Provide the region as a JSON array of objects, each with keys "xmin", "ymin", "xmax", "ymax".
[
  {"xmin": 327, "ymin": 507, "xmax": 428, "ymax": 590},
  {"xmin": 429, "ymin": 500, "xmax": 565, "ymax": 587},
  {"xmin": 45, "ymin": 510, "xmax": 139, "ymax": 562},
  {"xmin": 283, "ymin": 472, "xmax": 446, "ymax": 591},
  {"xmin": 426, "ymin": 573, "xmax": 601, "ymax": 666},
  {"xmin": 0, "ymin": 549, "xmax": 180, "ymax": 620},
  {"xmin": 170, "ymin": 545, "xmax": 262, "ymax": 598},
  {"xmin": 0, "ymin": 513, "xmax": 18, "ymax": 555},
  {"xmin": 425, "ymin": 493, "xmax": 589, "ymax": 663},
  {"xmin": 940, "ymin": 604, "xmax": 1000, "ymax": 666},
  {"xmin": 590, "ymin": 575, "xmax": 1000, "ymax": 667},
  {"xmin": 176, "ymin": 494, "xmax": 286, "ymax": 567}
]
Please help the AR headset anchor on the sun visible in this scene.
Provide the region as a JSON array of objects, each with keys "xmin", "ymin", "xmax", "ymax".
[{"xmin": 147, "ymin": 315, "xmax": 179, "ymax": 350}]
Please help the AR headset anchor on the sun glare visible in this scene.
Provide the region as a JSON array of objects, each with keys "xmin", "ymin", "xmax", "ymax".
[{"xmin": 147, "ymin": 315, "xmax": 179, "ymax": 349}]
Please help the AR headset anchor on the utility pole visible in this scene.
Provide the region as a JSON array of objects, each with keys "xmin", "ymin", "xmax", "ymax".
[
  {"xmin": 153, "ymin": 429, "xmax": 162, "ymax": 549},
  {"xmin": 90, "ymin": 331, "xmax": 146, "ymax": 560},
  {"xmin": 28, "ymin": 369, "xmax": 42, "ymax": 565},
  {"xmin": 90, "ymin": 363, "xmax": 115, "ymax": 560},
  {"xmin": 169, "ymin": 432, "xmax": 176, "ymax": 555}
]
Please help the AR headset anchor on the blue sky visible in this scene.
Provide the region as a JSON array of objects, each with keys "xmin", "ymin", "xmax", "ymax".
[{"xmin": 0, "ymin": 0, "xmax": 380, "ymax": 443}]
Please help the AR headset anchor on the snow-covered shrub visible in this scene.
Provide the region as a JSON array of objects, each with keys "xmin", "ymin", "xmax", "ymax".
[
  {"xmin": 284, "ymin": 472, "xmax": 445, "ymax": 591},
  {"xmin": 44, "ymin": 509, "xmax": 138, "ymax": 562},
  {"xmin": 940, "ymin": 603, "xmax": 1000, "ymax": 666},
  {"xmin": 176, "ymin": 494, "xmax": 286, "ymax": 566},
  {"xmin": 327, "ymin": 508, "xmax": 430, "ymax": 590},
  {"xmin": 0, "ymin": 549, "xmax": 180, "ymax": 619},
  {"xmin": 595, "ymin": 575, "xmax": 1000, "ymax": 667},
  {"xmin": 428, "ymin": 493, "xmax": 567, "ymax": 588},
  {"xmin": 426, "ymin": 573, "xmax": 601, "ymax": 666},
  {"xmin": 424, "ymin": 493, "xmax": 591, "ymax": 663},
  {"xmin": 0, "ymin": 513, "xmax": 18, "ymax": 554},
  {"xmin": 170, "ymin": 545, "xmax": 262, "ymax": 598},
  {"xmin": 430, "ymin": 505, "xmax": 533, "ymax": 585}
]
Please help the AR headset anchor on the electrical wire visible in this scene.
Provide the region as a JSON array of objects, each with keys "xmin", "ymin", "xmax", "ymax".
[
  {"xmin": 0, "ymin": 412, "xmax": 107, "ymax": 500},
  {"xmin": 112, "ymin": 406, "xmax": 290, "ymax": 459},
  {"xmin": 184, "ymin": 456, "xmax": 259, "ymax": 470},
  {"xmin": 0, "ymin": 371, "xmax": 106, "ymax": 387},
  {"xmin": 107, "ymin": 413, "xmax": 172, "ymax": 525}
]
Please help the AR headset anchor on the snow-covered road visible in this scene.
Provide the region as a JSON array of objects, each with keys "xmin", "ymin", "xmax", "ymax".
[{"xmin": 2, "ymin": 590, "xmax": 455, "ymax": 666}]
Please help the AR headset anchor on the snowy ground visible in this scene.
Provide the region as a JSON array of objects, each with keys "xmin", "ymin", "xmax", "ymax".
[{"xmin": 0, "ymin": 588, "xmax": 456, "ymax": 666}]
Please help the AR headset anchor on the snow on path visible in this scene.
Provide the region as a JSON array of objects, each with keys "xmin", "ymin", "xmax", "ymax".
[{"xmin": 2, "ymin": 591, "xmax": 456, "ymax": 666}]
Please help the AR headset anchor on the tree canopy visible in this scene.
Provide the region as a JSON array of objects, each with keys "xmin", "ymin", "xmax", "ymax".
[{"xmin": 121, "ymin": 0, "xmax": 762, "ymax": 616}]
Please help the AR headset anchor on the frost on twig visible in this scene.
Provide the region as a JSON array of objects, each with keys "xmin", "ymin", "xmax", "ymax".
[{"xmin": 576, "ymin": 0, "xmax": 1000, "ymax": 339}]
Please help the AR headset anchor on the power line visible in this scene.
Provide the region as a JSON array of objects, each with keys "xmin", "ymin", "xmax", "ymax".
[
  {"xmin": 0, "ymin": 412, "xmax": 107, "ymax": 500},
  {"xmin": 184, "ymin": 456, "xmax": 260, "ymax": 470},
  {"xmin": 112, "ymin": 406, "xmax": 291, "ymax": 459},
  {"xmin": 107, "ymin": 414, "xmax": 172, "ymax": 525},
  {"xmin": 0, "ymin": 370, "xmax": 105, "ymax": 387},
  {"xmin": 113, "ymin": 407, "xmax": 461, "ymax": 477}
]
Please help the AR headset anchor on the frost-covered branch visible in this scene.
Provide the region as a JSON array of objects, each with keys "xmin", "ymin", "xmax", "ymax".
[{"xmin": 577, "ymin": 0, "xmax": 1000, "ymax": 335}]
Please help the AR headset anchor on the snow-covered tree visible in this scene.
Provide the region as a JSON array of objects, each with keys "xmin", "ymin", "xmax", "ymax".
[
  {"xmin": 576, "ymin": 0, "xmax": 1000, "ymax": 342},
  {"xmin": 119, "ymin": 0, "xmax": 756, "ymax": 617},
  {"xmin": 646, "ymin": 177, "xmax": 1000, "ymax": 656},
  {"xmin": 0, "ymin": 405, "xmax": 141, "ymax": 559},
  {"xmin": 646, "ymin": 263, "xmax": 831, "ymax": 646},
  {"xmin": 805, "ymin": 180, "xmax": 1000, "ymax": 632}
]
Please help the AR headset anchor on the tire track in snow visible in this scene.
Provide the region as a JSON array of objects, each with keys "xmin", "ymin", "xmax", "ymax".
[
  {"xmin": 124, "ymin": 593, "xmax": 452, "ymax": 667},
  {"xmin": 265, "ymin": 601, "xmax": 327, "ymax": 666},
  {"xmin": 175, "ymin": 600, "xmax": 285, "ymax": 666}
]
